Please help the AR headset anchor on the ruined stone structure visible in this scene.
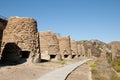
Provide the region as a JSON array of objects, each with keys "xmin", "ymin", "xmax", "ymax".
[
  {"xmin": 100, "ymin": 45, "xmax": 107, "ymax": 59},
  {"xmin": 87, "ymin": 48, "xmax": 92, "ymax": 57},
  {"xmin": 58, "ymin": 36, "xmax": 72, "ymax": 59},
  {"xmin": 71, "ymin": 40, "xmax": 78, "ymax": 58},
  {"xmin": 1, "ymin": 16, "xmax": 40, "ymax": 63},
  {"xmin": 77, "ymin": 40, "xmax": 107, "ymax": 58},
  {"xmin": 90, "ymin": 40, "xmax": 106, "ymax": 57},
  {"xmin": 77, "ymin": 41, "xmax": 90, "ymax": 58},
  {"xmin": 0, "ymin": 17, "xmax": 7, "ymax": 53},
  {"xmin": 77, "ymin": 43, "xmax": 81, "ymax": 57},
  {"xmin": 39, "ymin": 31, "xmax": 60, "ymax": 61},
  {"xmin": 109, "ymin": 41, "xmax": 120, "ymax": 61},
  {"xmin": 81, "ymin": 44, "xmax": 86, "ymax": 57}
]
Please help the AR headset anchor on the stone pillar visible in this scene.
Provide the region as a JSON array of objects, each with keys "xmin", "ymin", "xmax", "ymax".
[{"xmin": 1, "ymin": 16, "xmax": 40, "ymax": 63}]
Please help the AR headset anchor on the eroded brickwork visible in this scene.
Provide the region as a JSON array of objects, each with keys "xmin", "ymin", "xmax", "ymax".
[
  {"xmin": 1, "ymin": 16, "xmax": 40, "ymax": 63},
  {"xmin": 58, "ymin": 36, "xmax": 72, "ymax": 59},
  {"xmin": 39, "ymin": 31, "xmax": 60, "ymax": 60}
]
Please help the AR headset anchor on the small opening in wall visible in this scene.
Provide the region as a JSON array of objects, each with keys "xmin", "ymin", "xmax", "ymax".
[
  {"xmin": 20, "ymin": 51, "xmax": 30, "ymax": 58},
  {"xmin": 64, "ymin": 55, "xmax": 68, "ymax": 58},
  {"xmin": 50, "ymin": 55, "xmax": 56, "ymax": 59}
]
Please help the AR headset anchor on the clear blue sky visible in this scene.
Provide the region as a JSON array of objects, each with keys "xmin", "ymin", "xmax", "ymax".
[{"xmin": 0, "ymin": 0, "xmax": 120, "ymax": 43}]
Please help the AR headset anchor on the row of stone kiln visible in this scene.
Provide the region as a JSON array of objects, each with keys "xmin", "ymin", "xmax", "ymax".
[
  {"xmin": 40, "ymin": 31, "xmax": 91, "ymax": 61},
  {"xmin": 0, "ymin": 16, "xmax": 92, "ymax": 63}
]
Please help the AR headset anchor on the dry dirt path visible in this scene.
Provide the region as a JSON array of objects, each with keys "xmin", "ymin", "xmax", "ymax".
[{"xmin": 38, "ymin": 58, "xmax": 92, "ymax": 80}]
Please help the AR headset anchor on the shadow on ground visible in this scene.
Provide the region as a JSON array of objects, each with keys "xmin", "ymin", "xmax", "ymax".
[
  {"xmin": 41, "ymin": 59, "xmax": 49, "ymax": 63},
  {"xmin": 0, "ymin": 58, "xmax": 27, "ymax": 67}
]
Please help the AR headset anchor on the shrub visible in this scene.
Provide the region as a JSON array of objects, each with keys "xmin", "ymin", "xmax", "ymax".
[
  {"xmin": 112, "ymin": 58, "xmax": 120, "ymax": 72},
  {"xmin": 90, "ymin": 62, "xmax": 96, "ymax": 67},
  {"xmin": 60, "ymin": 60, "xmax": 66, "ymax": 65},
  {"xmin": 91, "ymin": 68, "xmax": 97, "ymax": 74}
]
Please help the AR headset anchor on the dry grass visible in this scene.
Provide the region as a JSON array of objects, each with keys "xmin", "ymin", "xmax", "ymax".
[{"xmin": 91, "ymin": 58, "xmax": 120, "ymax": 80}]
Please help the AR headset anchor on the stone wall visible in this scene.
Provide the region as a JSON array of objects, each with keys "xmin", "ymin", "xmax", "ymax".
[
  {"xmin": 58, "ymin": 36, "xmax": 72, "ymax": 59},
  {"xmin": 1, "ymin": 16, "xmax": 40, "ymax": 63},
  {"xmin": 39, "ymin": 31, "xmax": 60, "ymax": 60}
]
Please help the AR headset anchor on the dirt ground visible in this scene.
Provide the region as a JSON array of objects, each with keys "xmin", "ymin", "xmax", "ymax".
[
  {"xmin": 0, "ymin": 58, "xmax": 87, "ymax": 80},
  {"xmin": 66, "ymin": 61, "xmax": 91, "ymax": 80}
]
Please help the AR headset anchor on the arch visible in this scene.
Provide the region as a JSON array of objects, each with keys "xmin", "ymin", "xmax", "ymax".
[{"xmin": 1, "ymin": 43, "xmax": 21, "ymax": 62}]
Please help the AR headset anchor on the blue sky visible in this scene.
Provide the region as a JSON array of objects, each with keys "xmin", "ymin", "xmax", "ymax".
[{"xmin": 0, "ymin": 0, "xmax": 120, "ymax": 43}]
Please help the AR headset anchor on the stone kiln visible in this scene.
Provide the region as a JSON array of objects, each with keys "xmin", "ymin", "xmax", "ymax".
[
  {"xmin": 0, "ymin": 18, "xmax": 7, "ymax": 53},
  {"xmin": 58, "ymin": 36, "xmax": 72, "ymax": 59},
  {"xmin": 71, "ymin": 40, "xmax": 78, "ymax": 58},
  {"xmin": 1, "ymin": 16, "xmax": 40, "ymax": 63},
  {"xmin": 40, "ymin": 31, "xmax": 60, "ymax": 61}
]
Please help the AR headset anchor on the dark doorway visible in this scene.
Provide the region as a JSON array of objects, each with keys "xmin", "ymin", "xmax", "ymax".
[
  {"xmin": 78, "ymin": 55, "xmax": 80, "ymax": 57},
  {"xmin": 64, "ymin": 55, "xmax": 68, "ymax": 58},
  {"xmin": 50, "ymin": 55, "xmax": 56, "ymax": 59},
  {"xmin": 72, "ymin": 55, "xmax": 76, "ymax": 58},
  {"xmin": 1, "ymin": 43, "xmax": 21, "ymax": 62},
  {"xmin": 20, "ymin": 51, "xmax": 30, "ymax": 58}
]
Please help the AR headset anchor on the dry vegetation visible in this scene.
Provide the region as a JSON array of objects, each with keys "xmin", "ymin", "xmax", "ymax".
[{"xmin": 90, "ymin": 58, "xmax": 120, "ymax": 80}]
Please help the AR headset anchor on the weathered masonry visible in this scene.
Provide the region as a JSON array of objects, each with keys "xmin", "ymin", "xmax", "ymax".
[
  {"xmin": 71, "ymin": 40, "xmax": 78, "ymax": 58},
  {"xmin": 0, "ymin": 17, "xmax": 7, "ymax": 53},
  {"xmin": 1, "ymin": 16, "xmax": 40, "ymax": 63},
  {"xmin": 39, "ymin": 31, "xmax": 61, "ymax": 61},
  {"xmin": 58, "ymin": 36, "xmax": 72, "ymax": 59}
]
